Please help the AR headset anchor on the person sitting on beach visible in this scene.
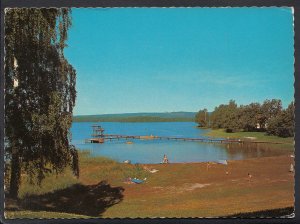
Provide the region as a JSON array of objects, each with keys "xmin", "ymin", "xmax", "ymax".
[{"xmin": 162, "ymin": 154, "xmax": 169, "ymax": 164}]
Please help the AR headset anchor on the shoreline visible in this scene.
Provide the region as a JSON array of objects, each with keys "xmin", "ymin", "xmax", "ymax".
[
  {"xmin": 126, "ymin": 155, "xmax": 292, "ymax": 166},
  {"xmin": 127, "ymin": 153, "xmax": 294, "ymax": 169}
]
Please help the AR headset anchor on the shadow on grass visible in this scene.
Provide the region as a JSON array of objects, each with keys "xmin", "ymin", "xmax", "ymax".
[
  {"xmin": 8, "ymin": 181, "xmax": 124, "ymax": 217},
  {"xmin": 226, "ymin": 207, "xmax": 294, "ymax": 218}
]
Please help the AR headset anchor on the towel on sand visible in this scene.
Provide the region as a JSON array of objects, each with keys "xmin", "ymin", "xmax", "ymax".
[{"xmin": 131, "ymin": 178, "xmax": 144, "ymax": 184}]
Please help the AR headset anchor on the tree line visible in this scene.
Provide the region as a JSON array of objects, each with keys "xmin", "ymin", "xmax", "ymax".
[
  {"xmin": 195, "ymin": 99, "xmax": 294, "ymax": 138},
  {"xmin": 73, "ymin": 115, "xmax": 194, "ymax": 122}
]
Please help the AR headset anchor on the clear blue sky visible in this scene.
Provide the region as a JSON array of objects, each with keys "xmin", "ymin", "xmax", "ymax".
[{"xmin": 64, "ymin": 8, "xmax": 294, "ymax": 115}]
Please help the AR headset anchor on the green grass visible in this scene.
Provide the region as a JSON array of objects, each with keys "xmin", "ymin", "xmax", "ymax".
[
  {"xmin": 78, "ymin": 151, "xmax": 149, "ymax": 185},
  {"xmin": 226, "ymin": 207, "xmax": 294, "ymax": 218},
  {"xmin": 5, "ymin": 152, "xmax": 150, "ymax": 219},
  {"xmin": 6, "ymin": 150, "xmax": 151, "ymax": 218},
  {"xmin": 5, "ymin": 211, "xmax": 90, "ymax": 219},
  {"xmin": 14, "ymin": 151, "xmax": 148, "ymax": 199},
  {"xmin": 18, "ymin": 169, "xmax": 79, "ymax": 199},
  {"xmin": 203, "ymin": 129, "xmax": 294, "ymax": 151},
  {"xmin": 204, "ymin": 129, "xmax": 294, "ymax": 144}
]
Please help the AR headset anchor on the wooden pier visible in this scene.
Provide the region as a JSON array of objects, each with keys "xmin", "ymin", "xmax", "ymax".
[
  {"xmin": 86, "ymin": 133, "xmax": 284, "ymax": 145},
  {"xmin": 85, "ymin": 124, "xmax": 285, "ymax": 145}
]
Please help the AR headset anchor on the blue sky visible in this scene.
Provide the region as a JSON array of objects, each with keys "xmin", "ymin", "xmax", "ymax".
[{"xmin": 64, "ymin": 8, "xmax": 294, "ymax": 115}]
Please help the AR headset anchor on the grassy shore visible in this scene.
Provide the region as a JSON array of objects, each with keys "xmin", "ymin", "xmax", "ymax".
[
  {"xmin": 204, "ymin": 129, "xmax": 293, "ymax": 143},
  {"xmin": 5, "ymin": 150, "xmax": 294, "ymax": 219},
  {"xmin": 204, "ymin": 129, "xmax": 294, "ymax": 151}
]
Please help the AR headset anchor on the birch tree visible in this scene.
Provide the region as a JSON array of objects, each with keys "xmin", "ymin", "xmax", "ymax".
[{"xmin": 5, "ymin": 8, "xmax": 78, "ymax": 198}]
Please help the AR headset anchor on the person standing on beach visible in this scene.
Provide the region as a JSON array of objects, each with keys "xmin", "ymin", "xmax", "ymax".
[{"xmin": 162, "ymin": 154, "xmax": 169, "ymax": 164}]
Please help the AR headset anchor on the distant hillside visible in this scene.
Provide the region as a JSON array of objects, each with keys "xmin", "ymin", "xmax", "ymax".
[{"xmin": 73, "ymin": 112, "xmax": 197, "ymax": 122}]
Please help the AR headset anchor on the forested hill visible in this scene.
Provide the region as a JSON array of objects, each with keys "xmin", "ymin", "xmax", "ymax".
[{"xmin": 73, "ymin": 112, "xmax": 196, "ymax": 122}]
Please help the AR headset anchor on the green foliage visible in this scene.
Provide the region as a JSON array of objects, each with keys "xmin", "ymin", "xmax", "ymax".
[
  {"xmin": 238, "ymin": 103, "xmax": 261, "ymax": 131},
  {"xmin": 259, "ymin": 99, "xmax": 282, "ymax": 129},
  {"xmin": 196, "ymin": 99, "xmax": 294, "ymax": 137},
  {"xmin": 195, "ymin": 109, "xmax": 209, "ymax": 127},
  {"xmin": 267, "ymin": 102, "xmax": 295, "ymax": 137},
  {"xmin": 210, "ymin": 100, "xmax": 240, "ymax": 132},
  {"xmin": 5, "ymin": 8, "xmax": 77, "ymax": 198}
]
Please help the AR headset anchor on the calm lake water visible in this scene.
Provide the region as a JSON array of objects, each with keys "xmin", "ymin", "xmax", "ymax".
[{"xmin": 71, "ymin": 122, "xmax": 286, "ymax": 164}]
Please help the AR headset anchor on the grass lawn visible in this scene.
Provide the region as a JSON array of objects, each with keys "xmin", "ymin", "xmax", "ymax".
[
  {"xmin": 4, "ymin": 150, "xmax": 294, "ymax": 219},
  {"xmin": 204, "ymin": 129, "xmax": 294, "ymax": 151},
  {"xmin": 204, "ymin": 129, "xmax": 293, "ymax": 143}
]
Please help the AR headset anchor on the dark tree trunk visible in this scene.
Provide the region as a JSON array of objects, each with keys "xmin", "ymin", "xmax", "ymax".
[{"xmin": 9, "ymin": 150, "xmax": 21, "ymax": 199}]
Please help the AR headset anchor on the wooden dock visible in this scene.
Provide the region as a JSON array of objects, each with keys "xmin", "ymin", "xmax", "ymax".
[
  {"xmin": 86, "ymin": 125, "xmax": 286, "ymax": 145},
  {"xmin": 86, "ymin": 134, "xmax": 285, "ymax": 145},
  {"xmin": 88, "ymin": 138, "xmax": 104, "ymax": 143}
]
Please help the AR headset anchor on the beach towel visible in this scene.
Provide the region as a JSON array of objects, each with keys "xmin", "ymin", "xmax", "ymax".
[
  {"xmin": 217, "ymin": 160, "xmax": 228, "ymax": 165},
  {"xmin": 131, "ymin": 178, "xmax": 144, "ymax": 184}
]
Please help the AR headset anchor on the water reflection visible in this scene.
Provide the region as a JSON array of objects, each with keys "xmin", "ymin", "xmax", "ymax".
[{"xmin": 222, "ymin": 142, "xmax": 287, "ymax": 161}]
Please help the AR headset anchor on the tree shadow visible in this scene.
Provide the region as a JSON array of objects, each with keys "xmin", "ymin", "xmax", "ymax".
[{"xmin": 16, "ymin": 181, "xmax": 124, "ymax": 217}]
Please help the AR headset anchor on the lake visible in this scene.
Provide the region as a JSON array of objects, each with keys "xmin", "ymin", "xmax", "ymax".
[{"xmin": 71, "ymin": 122, "xmax": 286, "ymax": 164}]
